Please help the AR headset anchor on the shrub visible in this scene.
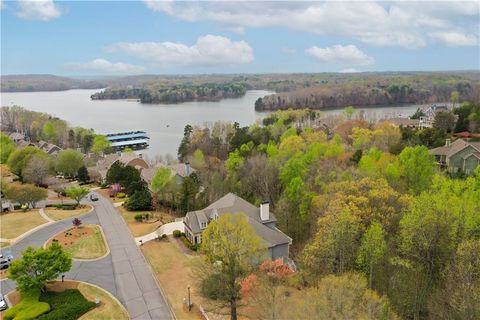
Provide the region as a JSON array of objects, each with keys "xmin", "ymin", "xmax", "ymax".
[
  {"xmin": 4, "ymin": 290, "xmax": 50, "ymax": 320},
  {"xmin": 180, "ymin": 235, "xmax": 199, "ymax": 251},
  {"xmin": 116, "ymin": 192, "xmax": 126, "ymax": 199},
  {"xmin": 100, "ymin": 182, "xmax": 108, "ymax": 189},
  {"xmin": 37, "ymin": 289, "xmax": 96, "ymax": 320},
  {"xmin": 134, "ymin": 213, "xmax": 145, "ymax": 222},
  {"xmin": 125, "ymin": 189, "xmax": 152, "ymax": 211},
  {"xmin": 173, "ymin": 230, "xmax": 182, "ymax": 238}
]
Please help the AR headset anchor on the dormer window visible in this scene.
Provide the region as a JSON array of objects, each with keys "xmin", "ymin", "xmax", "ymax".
[
  {"xmin": 201, "ymin": 222, "xmax": 207, "ymax": 229},
  {"xmin": 210, "ymin": 209, "xmax": 219, "ymax": 221}
]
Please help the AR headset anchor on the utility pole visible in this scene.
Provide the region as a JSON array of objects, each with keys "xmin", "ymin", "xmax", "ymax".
[{"xmin": 188, "ymin": 286, "xmax": 192, "ymax": 311}]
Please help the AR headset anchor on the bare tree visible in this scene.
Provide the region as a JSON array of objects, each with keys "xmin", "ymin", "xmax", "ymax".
[{"xmin": 23, "ymin": 154, "xmax": 52, "ymax": 186}]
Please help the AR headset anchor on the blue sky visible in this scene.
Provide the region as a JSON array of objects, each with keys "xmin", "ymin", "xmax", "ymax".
[{"xmin": 1, "ymin": 1, "xmax": 479, "ymax": 75}]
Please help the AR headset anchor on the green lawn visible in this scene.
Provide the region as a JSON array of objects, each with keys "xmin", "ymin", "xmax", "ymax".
[
  {"xmin": 53, "ymin": 225, "xmax": 107, "ymax": 260},
  {"xmin": 44, "ymin": 205, "xmax": 92, "ymax": 221},
  {"xmin": 0, "ymin": 210, "xmax": 48, "ymax": 239}
]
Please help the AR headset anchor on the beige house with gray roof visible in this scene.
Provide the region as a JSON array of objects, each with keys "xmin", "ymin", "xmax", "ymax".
[{"xmin": 184, "ymin": 193, "xmax": 292, "ymax": 260}]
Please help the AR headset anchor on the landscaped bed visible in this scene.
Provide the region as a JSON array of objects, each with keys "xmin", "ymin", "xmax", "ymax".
[
  {"xmin": 117, "ymin": 206, "xmax": 164, "ymax": 237},
  {"xmin": 0, "ymin": 210, "xmax": 48, "ymax": 240},
  {"xmin": 141, "ymin": 239, "xmax": 204, "ymax": 320},
  {"xmin": 46, "ymin": 225, "xmax": 107, "ymax": 260},
  {"xmin": 2, "ymin": 281, "xmax": 127, "ymax": 320},
  {"xmin": 44, "ymin": 205, "xmax": 93, "ymax": 221}
]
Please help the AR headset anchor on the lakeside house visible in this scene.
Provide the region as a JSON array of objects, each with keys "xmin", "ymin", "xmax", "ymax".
[
  {"xmin": 183, "ymin": 193, "xmax": 292, "ymax": 261},
  {"xmin": 88, "ymin": 154, "xmax": 149, "ymax": 182},
  {"xmin": 430, "ymin": 139, "xmax": 480, "ymax": 174},
  {"xmin": 37, "ymin": 140, "xmax": 63, "ymax": 156},
  {"xmin": 419, "ymin": 104, "xmax": 450, "ymax": 128},
  {"xmin": 384, "ymin": 117, "xmax": 420, "ymax": 129}
]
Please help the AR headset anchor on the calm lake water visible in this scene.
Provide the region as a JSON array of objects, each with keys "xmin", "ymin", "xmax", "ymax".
[{"xmin": 1, "ymin": 89, "xmax": 424, "ymax": 158}]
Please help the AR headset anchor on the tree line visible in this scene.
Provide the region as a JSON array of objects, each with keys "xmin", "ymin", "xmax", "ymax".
[
  {"xmin": 176, "ymin": 107, "xmax": 479, "ymax": 319},
  {"xmin": 91, "ymin": 82, "xmax": 248, "ymax": 104}
]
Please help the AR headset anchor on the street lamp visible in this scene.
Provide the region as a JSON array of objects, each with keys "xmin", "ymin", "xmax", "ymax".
[{"xmin": 187, "ymin": 286, "xmax": 192, "ymax": 311}]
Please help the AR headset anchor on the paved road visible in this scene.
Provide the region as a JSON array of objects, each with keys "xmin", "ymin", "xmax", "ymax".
[
  {"xmin": 1, "ymin": 194, "xmax": 173, "ymax": 320},
  {"xmin": 0, "ymin": 210, "xmax": 116, "ymax": 298},
  {"xmin": 92, "ymin": 193, "xmax": 173, "ymax": 320}
]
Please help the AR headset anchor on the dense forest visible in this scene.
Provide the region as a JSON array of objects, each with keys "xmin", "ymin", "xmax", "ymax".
[
  {"xmin": 1, "ymin": 75, "xmax": 104, "ymax": 92},
  {"xmin": 90, "ymin": 82, "xmax": 249, "ymax": 103},
  {"xmin": 4, "ymin": 72, "xmax": 479, "ymax": 109},
  {"xmin": 0, "ymin": 106, "xmax": 112, "ymax": 157},
  {"xmin": 168, "ymin": 105, "xmax": 480, "ymax": 319},
  {"xmin": 256, "ymin": 73, "xmax": 480, "ymax": 110}
]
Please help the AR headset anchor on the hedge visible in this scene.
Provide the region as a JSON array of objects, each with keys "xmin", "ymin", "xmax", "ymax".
[
  {"xmin": 45, "ymin": 204, "xmax": 78, "ymax": 210},
  {"xmin": 37, "ymin": 289, "xmax": 96, "ymax": 320},
  {"xmin": 3, "ymin": 290, "xmax": 50, "ymax": 320},
  {"xmin": 172, "ymin": 230, "xmax": 182, "ymax": 238},
  {"xmin": 180, "ymin": 235, "xmax": 199, "ymax": 251}
]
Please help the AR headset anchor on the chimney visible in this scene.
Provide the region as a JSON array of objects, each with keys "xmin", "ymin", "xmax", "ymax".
[
  {"xmin": 260, "ymin": 201, "xmax": 270, "ymax": 221},
  {"xmin": 445, "ymin": 139, "xmax": 451, "ymax": 147},
  {"xmin": 185, "ymin": 162, "xmax": 191, "ymax": 176}
]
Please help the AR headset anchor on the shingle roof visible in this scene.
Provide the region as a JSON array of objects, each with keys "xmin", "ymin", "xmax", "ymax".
[
  {"xmin": 184, "ymin": 193, "xmax": 290, "ymax": 248},
  {"xmin": 9, "ymin": 132, "xmax": 25, "ymax": 141},
  {"xmin": 168, "ymin": 163, "xmax": 196, "ymax": 178},
  {"xmin": 430, "ymin": 139, "xmax": 480, "ymax": 158},
  {"xmin": 463, "ymin": 152, "xmax": 480, "ymax": 160}
]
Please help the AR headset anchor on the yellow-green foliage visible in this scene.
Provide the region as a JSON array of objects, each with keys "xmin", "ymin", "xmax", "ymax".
[{"xmin": 4, "ymin": 290, "xmax": 50, "ymax": 320}]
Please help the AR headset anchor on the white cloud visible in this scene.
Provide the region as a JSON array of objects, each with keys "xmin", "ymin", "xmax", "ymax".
[
  {"xmin": 70, "ymin": 59, "xmax": 145, "ymax": 74},
  {"xmin": 429, "ymin": 31, "xmax": 478, "ymax": 47},
  {"xmin": 106, "ymin": 35, "xmax": 254, "ymax": 67},
  {"xmin": 306, "ymin": 45, "xmax": 375, "ymax": 66},
  {"xmin": 16, "ymin": 0, "xmax": 62, "ymax": 21},
  {"xmin": 143, "ymin": 1, "xmax": 479, "ymax": 49}
]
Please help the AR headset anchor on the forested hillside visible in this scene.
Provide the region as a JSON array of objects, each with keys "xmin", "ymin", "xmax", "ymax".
[
  {"xmin": 256, "ymin": 73, "xmax": 480, "ymax": 110},
  {"xmin": 1, "ymin": 75, "xmax": 104, "ymax": 92},
  {"xmin": 171, "ymin": 107, "xmax": 480, "ymax": 319},
  {"xmin": 90, "ymin": 82, "xmax": 248, "ymax": 103},
  {"xmin": 4, "ymin": 72, "xmax": 478, "ymax": 110}
]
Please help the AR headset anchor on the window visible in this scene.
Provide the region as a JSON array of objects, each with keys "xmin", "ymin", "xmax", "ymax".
[{"xmin": 201, "ymin": 222, "xmax": 207, "ymax": 229}]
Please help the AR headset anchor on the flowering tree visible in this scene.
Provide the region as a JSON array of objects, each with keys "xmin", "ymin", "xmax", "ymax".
[
  {"xmin": 72, "ymin": 218, "xmax": 82, "ymax": 228},
  {"xmin": 110, "ymin": 183, "xmax": 122, "ymax": 197}
]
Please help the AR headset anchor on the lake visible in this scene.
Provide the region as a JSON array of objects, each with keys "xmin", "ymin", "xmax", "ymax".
[{"xmin": 1, "ymin": 89, "xmax": 425, "ymax": 159}]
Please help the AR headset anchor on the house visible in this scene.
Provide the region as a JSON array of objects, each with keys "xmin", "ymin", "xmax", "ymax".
[
  {"xmin": 430, "ymin": 139, "xmax": 480, "ymax": 174},
  {"xmin": 183, "ymin": 193, "xmax": 292, "ymax": 260},
  {"xmin": 419, "ymin": 104, "xmax": 449, "ymax": 128},
  {"xmin": 88, "ymin": 154, "xmax": 149, "ymax": 182},
  {"xmin": 8, "ymin": 132, "xmax": 25, "ymax": 143},
  {"xmin": 16, "ymin": 140, "xmax": 35, "ymax": 148},
  {"xmin": 36, "ymin": 140, "xmax": 63, "ymax": 156},
  {"xmin": 141, "ymin": 162, "xmax": 196, "ymax": 187},
  {"xmin": 385, "ymin": 117, "xmax": 420, "ymax": 129}
]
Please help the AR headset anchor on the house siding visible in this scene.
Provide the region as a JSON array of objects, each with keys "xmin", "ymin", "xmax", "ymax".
[
  {"xmin": 270, "ymin": 244, "xmax": 289, "ymax": 260},
  {"xmin": 448, "ymin": 146, "xmax": 478, "ymax": 172},
  {"xmin": 464, "ymin": 156, "xmax": 480, "ymax": 174}
]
